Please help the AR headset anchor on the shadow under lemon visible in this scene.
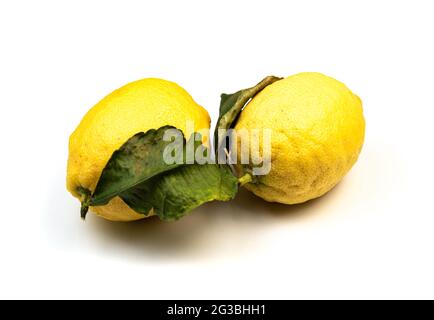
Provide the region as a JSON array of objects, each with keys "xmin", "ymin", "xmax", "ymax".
[{"xmin": 85, "ymin": 181, "xmax": 347, "ymax": 258}]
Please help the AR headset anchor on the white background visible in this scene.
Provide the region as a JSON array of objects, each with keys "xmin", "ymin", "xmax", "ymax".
[{"xmin": 1, "ymin": 0, "xmax": 433, "ymax": 299}]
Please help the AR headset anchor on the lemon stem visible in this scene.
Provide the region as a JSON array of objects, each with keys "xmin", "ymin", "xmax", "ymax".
[{"xmin": 238, "ymin": 173, "xmax": 253, "ymax": 186}]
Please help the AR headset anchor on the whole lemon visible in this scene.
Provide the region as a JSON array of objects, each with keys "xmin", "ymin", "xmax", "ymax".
[
  {"xmin": 67, "ymin": 78, "xmax": 210, "ymax": 221},
  {"xmin": 235, "ymin": 72, "xmax": 365, "ymax": 204}
]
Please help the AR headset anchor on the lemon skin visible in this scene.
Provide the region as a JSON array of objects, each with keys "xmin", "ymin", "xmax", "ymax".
[
  {"xmin": 235, "ymin": 72, "xmax": 365, "ymax": 204},
  {"xmin": 67, "ymin": 78, "xmax": 210, "ymax": 221}
]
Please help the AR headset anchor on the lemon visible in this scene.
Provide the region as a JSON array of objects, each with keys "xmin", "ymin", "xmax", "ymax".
[
  {"xmin": 67, "ymin": 78, "xmax": 210, "ymax": 221},
  {"xmin": 235, "ymin": 72, "xmax": 365, "ymax": 204}
]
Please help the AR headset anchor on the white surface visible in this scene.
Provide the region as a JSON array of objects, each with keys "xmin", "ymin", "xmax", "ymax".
[{"xmin": 1, "ymin": 0, "xmax": 433, "ymax": 299}]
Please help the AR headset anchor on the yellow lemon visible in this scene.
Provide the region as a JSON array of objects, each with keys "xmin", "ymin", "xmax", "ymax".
[
  {"xmin": 67, "ymin": 78, "xmax": 210, "ymax": 221},
  {"xmin": 235, "ymin": 72, "xmax": 365, "ymax": 204}
]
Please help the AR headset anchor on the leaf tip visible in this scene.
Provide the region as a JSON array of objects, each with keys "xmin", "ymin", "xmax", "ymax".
[
  {"xmin": 77, "ymin": 186, "xmax": 91, "ymax": 221},
  {"xmin": 80, "ymin": 204, "xmax": 89, "ymax": 220}
]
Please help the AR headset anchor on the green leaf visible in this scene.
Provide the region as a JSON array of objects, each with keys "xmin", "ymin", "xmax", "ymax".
[
  {"xmin": 214, "ymin": 76, "xmax": 282, "ymax": 153},
  {"xmin": 79, "ymin": 125, "xmax": 239, "ymax": 221},
  {"xmin": 120, "ymin": 164, "xmax": 238, "ymax": 221},
  {"xmin": 90, "ymin": 125, "xmax": 185, "ymax": 207}
]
